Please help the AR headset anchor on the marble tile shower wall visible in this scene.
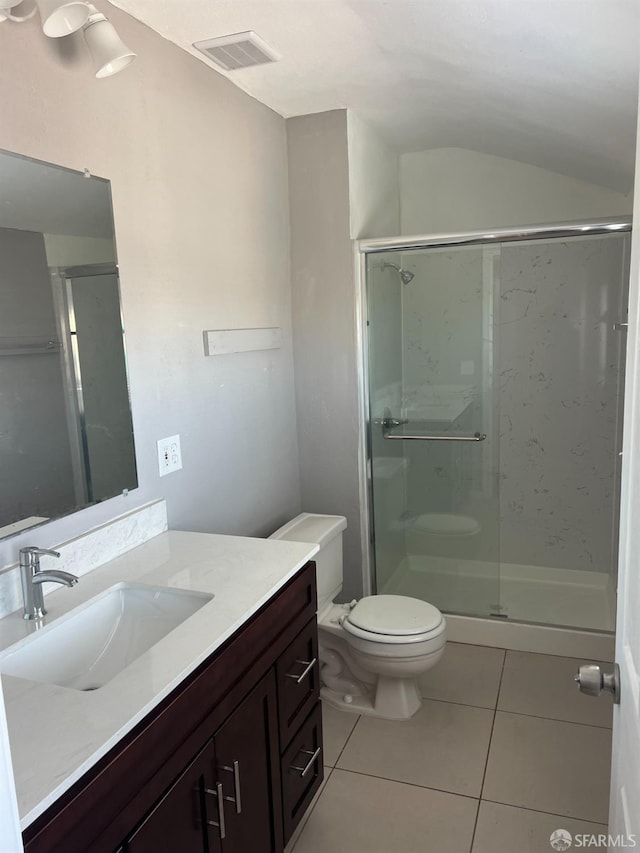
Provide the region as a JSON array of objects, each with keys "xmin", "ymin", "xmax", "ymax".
[
  {"xmin": 499, "ymin": 235, "xmax": 627, "ymax": 574},
  {"xmin": 401, "ymin": 248, "xmax": 490, "ymax": 520},
  {"xmin": 403, "ymin": 248, "xmax": 484, "ymax": 393}
]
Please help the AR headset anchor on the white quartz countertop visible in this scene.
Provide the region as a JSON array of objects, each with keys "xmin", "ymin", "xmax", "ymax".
[{"xmin": 0, "ymin": 530, "xmax": 319, "ymax": 829}]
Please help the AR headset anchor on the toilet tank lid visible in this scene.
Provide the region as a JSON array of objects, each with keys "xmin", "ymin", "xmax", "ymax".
[{"xmin": 269, "ymin": 513, "xmax": 347, "ymax": 549}]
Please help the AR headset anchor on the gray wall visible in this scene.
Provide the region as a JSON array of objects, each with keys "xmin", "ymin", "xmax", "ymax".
[
  {"xmin": 287, "ymin": 111, "xmax": 362, "ymax": 599},
  {"xmin": 0, "ymin": 228, "xmax": 76, "ymax": 525},
  {"xmin": 0, "ymin": 3, "xmax": 300, "ymax": 568},
  {"xmin": 400, "ymin": 148, "xmax": 632, "ymax": 234},
  {"xmin": 347, "ymin": 112, "xmax": 400, "ymax": 240}
]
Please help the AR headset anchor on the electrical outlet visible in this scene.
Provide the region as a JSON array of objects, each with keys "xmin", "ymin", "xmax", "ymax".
[{"xmin": 157, "ymin": 434, "xmax": 182, "ymax": 477}]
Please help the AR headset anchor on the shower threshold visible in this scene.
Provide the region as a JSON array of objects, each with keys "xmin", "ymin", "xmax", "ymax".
[{"xmin": 381, "ymin": 555, "xmax": 616, "ymax": 634}]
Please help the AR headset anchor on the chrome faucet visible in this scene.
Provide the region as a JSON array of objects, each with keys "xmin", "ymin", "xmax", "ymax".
[{"xmin": 19, "ymin": 547, "xmax": 78, "ymax": 621}]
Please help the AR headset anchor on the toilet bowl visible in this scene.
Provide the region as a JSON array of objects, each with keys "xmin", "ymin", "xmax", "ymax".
[{"xmin": 269, "ymin": 512, "xmax": 446, "ymax": 720}]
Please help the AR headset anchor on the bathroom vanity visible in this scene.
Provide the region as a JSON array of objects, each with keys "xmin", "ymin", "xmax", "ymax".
[{"xmin": 0, "ymin": 529, "xmax": 322, "ymax": 853}]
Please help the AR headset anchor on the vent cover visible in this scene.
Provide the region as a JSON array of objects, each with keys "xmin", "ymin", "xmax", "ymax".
[{"xmin": 193, "ymin": 31, "xmax": 280, "ymax": 71}]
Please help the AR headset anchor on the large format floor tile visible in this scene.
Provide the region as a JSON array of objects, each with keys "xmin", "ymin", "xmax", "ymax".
[
  {"xmin": 292, "ymin": 768, "xmax": 478, "ymax": 853},
  {"xmin": 285, "ymin": 767, "xmax": 332, "ymax": 853},
  {"xmin": 483, "ymin": 712, "xmax": 612, "ymax": 823},
  {"xmin": 472, "ymin": 801, "xmax": 607, "ymax": 853},
  {"xmin": 322, "ymin": 704, "xmax": 359, "ymax": 767},
  {"xmin": 337, "ymin": 699, "xmax": 494, "ymax": 797},
  {"xmin": 498, "ymin": 651, "xmax": 613, "ymax": 728},
  {"xmin": 418, "ymin": 643, "xmax": 505, "ymax": 709}
]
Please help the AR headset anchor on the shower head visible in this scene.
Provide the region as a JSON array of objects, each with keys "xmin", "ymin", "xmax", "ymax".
[{"xmin": 382, "ymin": 261, "xmax": 414, "ymax": 285}]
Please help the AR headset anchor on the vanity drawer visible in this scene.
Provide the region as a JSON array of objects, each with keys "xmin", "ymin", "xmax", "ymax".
[
  {"xmin": 281, "ymin": 702, "xmax": 323, "ymax": 845},
  {"xmin": 276, "ymin": 617, "xmax": 320, "ymax": 748}
]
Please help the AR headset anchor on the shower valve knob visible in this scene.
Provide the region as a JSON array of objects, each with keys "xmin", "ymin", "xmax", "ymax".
[{"xmin": 574, "ymin": 663, "xmax": 620, "ymax": 704}]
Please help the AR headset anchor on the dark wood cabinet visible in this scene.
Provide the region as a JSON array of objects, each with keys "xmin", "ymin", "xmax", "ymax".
[
  {"xmin": 126, "ymin": 741, "xmax": 215, "ymax": 853},
  {"xmin": 212, "ymin": 671, "xmax": 282, "ymax": 853},
  {"xmin": 276, "ymin": 617, "xmax": 319, "ymax": 748},
  {"xmin": 281, "ymin": 702, "xmax": 323, "ymax": 843},
  {"xmin": 22, "ymin": 562, "xmax": 323, "ymax": 853},
  {"xmin": 125, "ymin": 671, "xmax": 283, "ymax": 853}
]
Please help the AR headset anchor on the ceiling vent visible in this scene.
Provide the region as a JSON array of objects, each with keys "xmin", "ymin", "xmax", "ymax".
[{"xmin": 193, "ymin": 31, "xmax": 280, "ymax": 71}]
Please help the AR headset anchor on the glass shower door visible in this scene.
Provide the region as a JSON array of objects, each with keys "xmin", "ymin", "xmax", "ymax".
[
  {"xmin": 366, "ymin": 247, "xmax": 502, "ymax": 618},
  {"xmin": 495, "ymin": 234, "xmax": 627, "ymax": 631}
]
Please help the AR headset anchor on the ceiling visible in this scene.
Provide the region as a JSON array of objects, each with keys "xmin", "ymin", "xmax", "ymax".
[{"xmin": 110, "ymin": 0, "xmax": 640, "ymax": 193}]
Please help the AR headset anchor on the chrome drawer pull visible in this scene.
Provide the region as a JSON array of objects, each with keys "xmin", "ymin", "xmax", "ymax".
[
  {"xmin": 291, "ymin": 747, "xmax": 322, "ymax": 778},
  {"xmin": 286, "ymin": 657, "xmax": 317, "ymax": 684},
  {"xmin": 204, "ymin": 783, "xmax": 226, "ymax": 839},
  {"xmin": 220, "ymin": 760, "xmax": 242, "ymax": 814}
]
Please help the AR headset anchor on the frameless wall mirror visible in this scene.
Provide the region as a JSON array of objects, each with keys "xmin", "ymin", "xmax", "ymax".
[{"xmin": 0, "ymin": 149, "xmax": 137, "ymax": 539}]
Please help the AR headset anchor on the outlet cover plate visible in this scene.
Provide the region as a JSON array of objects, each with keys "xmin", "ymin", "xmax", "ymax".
[{"xmin": 157, "ymin": 434, "xmax": 182, "ymax": 477}]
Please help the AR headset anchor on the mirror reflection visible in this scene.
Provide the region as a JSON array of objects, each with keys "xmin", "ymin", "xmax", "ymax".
[{"xmin": 0, "ymin": 150, "xmax": 137, "ymax": 539}]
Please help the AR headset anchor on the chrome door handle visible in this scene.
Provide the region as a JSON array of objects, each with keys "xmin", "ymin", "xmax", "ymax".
[
  {"xmin": 204, "ymin": 782, "xmax": 226, "ymax": 839},
  {"xmin": 219, "ymin": 760, "xmax": 242, "ymax": 814},
  {"xmin": 290, "ymin": 747, "xmax": 322, "ymax": 777},
  {"xmin": 575, "ymin": 663, "xmax": 620, "ymax": 704},
  {"xmin": 285, "ymin": 657, "xmax": 317, "ymax": 684}
]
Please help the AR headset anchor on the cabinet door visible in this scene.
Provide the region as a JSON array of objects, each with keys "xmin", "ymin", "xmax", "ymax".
[
  {"xmin": 214, "ymin": 670, "xmax": 283, "ymax": 853},
  {"xmin": 126, "ymin": 740, "xmax": 216, "ymax": 853}
]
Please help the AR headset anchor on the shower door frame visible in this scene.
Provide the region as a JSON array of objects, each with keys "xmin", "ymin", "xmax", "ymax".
[{"xmin": 355, "ymin": 218, "xmax": 632, "ymax": 607}]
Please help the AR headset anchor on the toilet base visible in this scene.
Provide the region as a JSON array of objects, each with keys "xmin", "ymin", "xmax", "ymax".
[{"xmin": 321, "ymin": 674, "xmax": 422, "ymax": 721}]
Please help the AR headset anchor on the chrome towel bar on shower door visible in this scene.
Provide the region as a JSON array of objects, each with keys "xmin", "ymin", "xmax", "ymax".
[{"xmin": 383, "ymin": 430, "xmax": 487, "ymax": 442}]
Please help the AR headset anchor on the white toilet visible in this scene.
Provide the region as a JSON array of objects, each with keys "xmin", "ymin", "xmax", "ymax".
[{"xmin": 270, "ymin": 512, "xmax": 446, "ymax": 720}]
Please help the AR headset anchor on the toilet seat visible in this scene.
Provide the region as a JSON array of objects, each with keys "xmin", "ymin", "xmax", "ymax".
[{"xmin": 342, "ymin": 595, "xmax": 444, "ymax": 645}]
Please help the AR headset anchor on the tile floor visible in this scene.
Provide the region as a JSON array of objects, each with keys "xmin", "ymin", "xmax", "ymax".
[{"xmin": 287, "ymin": 643, "xmax": 613, "ymax": 853}]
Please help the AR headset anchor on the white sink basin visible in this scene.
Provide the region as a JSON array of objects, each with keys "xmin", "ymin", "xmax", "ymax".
[{"xmin": 0, "ymin": 583, "xmax": 213, "ymax": 691}]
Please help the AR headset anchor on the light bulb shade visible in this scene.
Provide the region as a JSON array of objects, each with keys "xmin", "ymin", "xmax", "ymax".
[
  {"xmin": 0, "ymin": 0, "xmax": 34, "ymax": 19},
  {"xmin": 36, "ymin": 0, "xmax": 89, "ymax": 37},
  {"xmin": 7, "ymin": 0, "xmax": 36, "ymax": 21},
  {"xmin": 83, "ymin": 17, "xmax": 135, "ymax": 78}
]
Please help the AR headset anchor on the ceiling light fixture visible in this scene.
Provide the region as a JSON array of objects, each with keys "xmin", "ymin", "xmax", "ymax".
[
  {"xmin": 35, "ymin": 0, "xmax": 88, "ymax": 37},
  {"xmin": 83, "ymin": 4, "xmax": 136, "ymax": 78},
  {"xmin": 0, "ymin": 0, "xmax": 36, "ymax": 22},
  {"xmin": 1, "ymin": 0, "xmax": 136, "ymax": 77}
]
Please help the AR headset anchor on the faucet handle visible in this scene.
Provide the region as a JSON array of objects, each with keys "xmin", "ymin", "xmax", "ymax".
[
  {"xmin": 19, "ymin": 547, "xmax": 60, "ymax": 558},
  {"xmin": 19, "ymin": 547, "xmax": 61, "ymax": 570}
]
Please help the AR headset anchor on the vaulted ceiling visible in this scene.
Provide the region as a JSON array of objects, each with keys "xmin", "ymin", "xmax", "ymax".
[{"xmin": 111, "ymin": 0, "xmax": 640, "ymax": 192}]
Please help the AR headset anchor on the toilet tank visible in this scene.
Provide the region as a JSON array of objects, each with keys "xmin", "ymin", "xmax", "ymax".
[{"xmin": 269, "ymin": 513, "xmax": 347, "ymax": 610}]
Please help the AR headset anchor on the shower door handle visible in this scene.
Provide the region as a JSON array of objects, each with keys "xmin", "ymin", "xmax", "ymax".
[
  {"xmin": 383, "ymin": 417, "xmax": 408, "ymax": 429},
  {"xmin": 373, "ymin": 414, "xmax": 409, "ymax": 430},
  {"xmin": 383, "ymin": 430, "xmax": 486, "ymax": 442}
]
